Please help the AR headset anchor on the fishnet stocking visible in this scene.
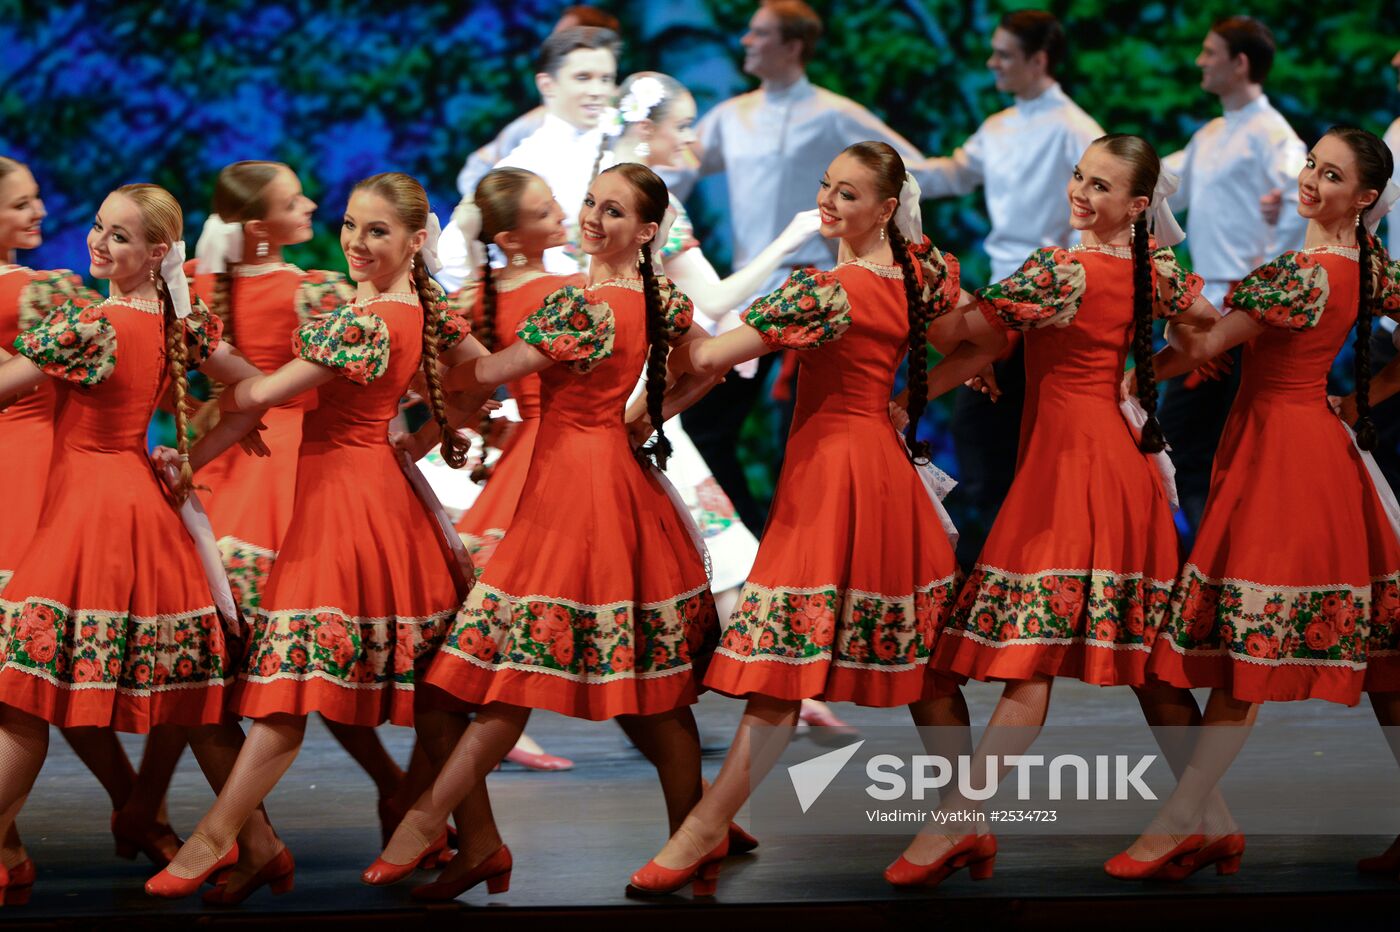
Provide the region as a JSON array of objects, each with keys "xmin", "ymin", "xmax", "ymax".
[
  {"xmin": 322, "ymin": 718, "xmax": 403, "ymax": 798},
  {"xmin": 1133, "ymin": 680, "xmax": 1236, "ymax": 837},
  {"xmin": 617, "ymin": 707, "xmax": 704, "ymax": 834},
  {"xmin": 0, "ymin": 709, "xmax": 50, "ymax": 865}
]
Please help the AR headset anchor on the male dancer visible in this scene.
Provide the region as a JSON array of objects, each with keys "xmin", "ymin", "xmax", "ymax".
[
  {"xmin": 916, "ymin": 9, "xmax": 1103, "ymax": 563},
  {"xmin": 1159, "ymin": 15, "xmax": 1308, "ymax": 537}
]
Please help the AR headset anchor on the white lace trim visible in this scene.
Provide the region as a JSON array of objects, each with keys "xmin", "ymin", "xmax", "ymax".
[
  {"xmin": 470, "ymin": 580, "xmax": 710, "ymax": 613},
  {"xmin": 940, "ymin": 628, "xmax": 1152, "ymax": 653},
  {"xmin": 974, "ymin": 564, "xmax": 1174, "ymax": 586},
  {"xmin": 218, "ymin": 536, "xmax": 276, "ymax": 559},
  {"xmin": 0, "ymin": 662, "xmax": 229, "ymax": 694},
  {"xmin": 588, "ymin": 277, "xmax": 643, "ymax": 293},
  {"xmin": 232, "ymin": 262, "xmax": 300, "ymax": 278},
  {"xmin": 739, "ymin": 577, "xmax": 959, "ymax": 603},
  {"xmin": 496, "ymin": 270, "xmax": 555, "ymax": 293},
  {"xmin": 1301, "ymin": 244, "xmax": 1359, "ymax": 260},
  {"xmin": 843, "ymin": 258, "xmax": 903, "ymax": 280},
  {"xmin": 1069, "ymin": 243, "xmax": 1132, "ymax": 260},
  {"xmin": 1181, "ymin": 562, "xmax": 1396, "ymax": 592},
  {"xmin": 0, "ymin": 264, "xmax": 27, "ymax": 279},
  {"xmin": 441, "ymin": 646, "xmax": 696, "ymax": 684},
  {"xmin": 354, "ymin": 292, "xmax": 419, "ymax": 309},
  {"xmin": 101, "ymin": 295, "xmax": 163, "ymax": 316},
  {"xmin": 257, "ymin": 605, "xmax": 457, "ymax": 625},
  {"xmin": 0, "ymin": 596, "xmax": 217, "ymax": 623},
  {"xmin": 1154, "ymin": 635, "xmax": 1370, "ymax": 672},
  {"xmin": 240, "ymin": 669, "xmax": 415, "ymax": 691},
  {"xmin": 712, "ymin": 646, "xmax": 925, "ymax": 672}
]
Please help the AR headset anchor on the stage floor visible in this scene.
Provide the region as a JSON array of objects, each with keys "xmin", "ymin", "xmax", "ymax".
[{"xmin": 8, "ymin": 681, "xmax": 1400, "ymax": 928}]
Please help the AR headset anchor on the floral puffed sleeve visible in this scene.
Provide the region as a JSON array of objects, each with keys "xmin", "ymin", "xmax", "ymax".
[
  {"xmin": 743, "ymin": 267, "xmax": 852, "ymax": 350},
  {"xmin": 294, "ymin": 305, "xmax": 390, "ymax": 384},
  {"xmin": 423, "ymin": 281, "xmax": 472, "ymax": 351},
  {"xmin": 908, "ymin": 238, "xmax": 963, "ymax": 323},
  {"xmin": 1149, "ymin": 246, "xmax": 1205, "ymax": 319},
  {"xmin": 976, "ymin": 247, "xmax": 1086, "ymax": 332},
  {"xmin": 179, "ymin": 297, "xmax": 224, "ymax": 366},
  {"xmin": 653, "ymin": 275, "xmax": 696, "ymax": 342},
  {"xmin": 295, "ymin": 270, "xmax": 357, "ymax": 326},
  {"xmin": 517, "ymin": 286, "xmax": 616, "ymax": 373},
  {"xmin": 1373, "ymin": 240, "xmax": 1400, "ymax": 320},
  {"xmin": 15, "ymin": 301, "xmax": 116, "ymax": 385},
  {"xmin": 1228, "ymin": 251, "xmax": 1330, "ymax": 331},
  {"xmin": 17, "ymin": 269, "xmax": 98, "ymax": 333}
]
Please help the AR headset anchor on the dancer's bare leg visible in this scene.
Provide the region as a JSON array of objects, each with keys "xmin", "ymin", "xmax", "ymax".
[
  {"xmin": 617, "ymin": 707, "xmax": 704, "ymax": 834},
  {"xmin": 59, "ymin": 727, "xmax": 134, "ymax": 808},
  {"xmin": 162, "ymin": 714, "xmax": 307, "ymax": 880},
  {"xmin": 322, "ymin": 717, "xmax": 404, "ymax": 801},
  {"xmin": 647, "ymin": 695, "xmax": 800, "ymax": 870},
  {"xmin": 1132, "ymin": 680, "xmax": 1236, "ymax": 837},
  {"xmin": 377, "ymin": 703, "xmax": 529, "ymax": 868},
  {"xmin": 0, "ymin": 708, "xmax": 51, "ymax": 868},
  {"xmin": 415, "ymin": 707, "xmax": 504, "ymax": 885}
]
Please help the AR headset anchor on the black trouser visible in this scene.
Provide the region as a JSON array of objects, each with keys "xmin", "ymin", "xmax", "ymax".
[
  {"xmin": 949, "ymin": 342, "xmax": 1026, "ymax": 567},
  {"xmin": 1364, "ymin": 327, "xmax": 1400, "ymax": 491},
  {"xmin": 680, "ymin": 354, "xmax": 778, "ymax": 533}
]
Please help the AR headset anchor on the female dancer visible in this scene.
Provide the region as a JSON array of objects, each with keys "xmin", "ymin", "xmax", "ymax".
[
  {"xmin": 368, "ymin": 163, "xmax": 718, "ymax": 900},
  {"xmin": 190, "ymin": 161, "xmax": 431, "ymax": 836},
  {"xmin": 0, "ymin": 157, "xmax": 192, "ymax": 872},
  {"xmin": 150, "ymin": 172, "xmax": 487, "ymax": 901},
  {"xmin": 899, "ymin": 134, "xmax": 1205, "ymax": 881},
  {"xmin": 0, "ymin": 182, "xmax": 284, "ymax": 901},
  {"xmin": 632, "ymin": 141, "xmax": 992, "ymax": 895},
  {"xmin": 1114, "ymin": 126, "xmax": 1400, "ymax": 877}
]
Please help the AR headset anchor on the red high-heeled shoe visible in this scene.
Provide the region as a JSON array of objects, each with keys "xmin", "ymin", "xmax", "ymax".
[
  {"xmin": 201, "ymin": 847, "xmax": 295, "ymax": 906},
  {"xmin": 1155, "ymin": 833, "xmax": 1245, "ymax": 881},
  {"xmin": 727, "ymin": 823, "xmax": 759, "ymax": 855},
  {"xmin": 884, "ymin": 834, "xmax": 997, "ymax": 887},
  {"xmin": 628, "ymin": 837, "xmax": 729, "ymax": 897},
  {"xmin": 1103, "ymin": 833, "xmax": 1205, "ymax": 880},
  {"xmin": 411, "ymin": 845, "xmax": 512, "ymax": 901},
  {"xmin": 361, "ymin": 829, "xmax": 448, "ymax": 886},
  {"xmin": 145, "ymin": 838, "xmax": 240, "ymax": 898},
  {"xmin": 1357, "ymin": 834, "xmax": 1400, "ymax": 875},
  {"xmin": 1, "ymin": 859, "xmax": 31, "ymax": 906},
  {"xmin": 111, "ymin": 811, "xmax": 182, "ymax": 867}
]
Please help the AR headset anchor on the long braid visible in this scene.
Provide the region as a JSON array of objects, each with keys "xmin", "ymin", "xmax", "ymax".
[
  {"xmin": 638, "ymin": 244, "xmax": 672, "ymax": 470},
  {"xmin": 889, "ymin": 224, "xmax": 930, "ymax": 463},
  {"xmin": 158, "ymin": 274, "xmax": 194, "ymax": 501},
  {"xmin": 474, "ymin": 259, "xmax": 498, "ymax": 450},
  {"xmin": 212, "ymin": 266, "xmax": 235, "ymax": 347},
  {"xmin": 1130, "ymin": 213, "xmax": 1166, "ymax": 453},
  {"xmin": 415, "ymin": 260, "xmax": 468, "ymax": 468},
  {"xmin": 1354, "ymin": 216, "xmax": 1378, "ymax": 451}
]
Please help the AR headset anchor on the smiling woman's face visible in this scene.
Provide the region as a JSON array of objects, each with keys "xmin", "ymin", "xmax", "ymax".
[{"xmin": 815, "ymin": 152, "xmax": 894, "ymax": 242}]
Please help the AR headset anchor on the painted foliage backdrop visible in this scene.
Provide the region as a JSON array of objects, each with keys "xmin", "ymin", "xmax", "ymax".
[{"xmin": 2, "ymin": 0, "xmax": 1397, "ymax": 496}]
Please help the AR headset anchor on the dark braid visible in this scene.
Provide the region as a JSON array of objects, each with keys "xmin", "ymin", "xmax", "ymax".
[
  {"xmin": 211, "ymin": 267, "xmax": 235, "ymax": 346},
  {"xmin": 1130, "ymin": 212, "xmax": 1166, "ymax": 453},
  {"xmin": 1354, "ymin": 215, "xmax": 1378, "ymax": 450},
  {"xmin": 415, "ymin": 260, "xmax": 468, "ymax": 468},
  {"xmin": 888, "ymin": 224, "xmax": 931, "ymax": 463},
  {"xmin": 638, "ymin": 244, "xmax": 672, "ymax": 470},
  {"xmin": 474, "ymin": 260, "xmax": 498, "ymax": 451}
]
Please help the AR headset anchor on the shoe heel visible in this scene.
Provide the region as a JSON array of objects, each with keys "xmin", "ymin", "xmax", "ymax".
[
  {"xmin": 270, "ymin": 874, "xmax": 295, "ymax": 895},
  {"xmin": 486, "ymin": 870, "xmax": 511, "ymax": 894},
  {"xmin": 969, "ymin": 855, "xmax": 996, "ymax": 881},
  {"xmin": 114, "ymin": 839, "xmax": 138, "ymax": 861},
  {"xmin": 1215, "ymin": 854, "xmax": 1242, "ymax": 876},
  {"xmin": 692, "ymin": 861, "xmax": 722, "ymax": 897}
]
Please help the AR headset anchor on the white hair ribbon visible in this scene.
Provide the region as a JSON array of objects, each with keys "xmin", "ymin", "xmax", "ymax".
[
  {"xmin": 650, "ymin": 203, "xmax": 678, "ymax": 262},
  {"xmin": 1147, "ymin": 167, "xmax": 1186, "ymax": 248},
  {"xmin": 1364, "ymin": 178, "xmax": 1400, "ymax": 235},
  {"xmin": 894, "ymin": 172, "xmax": 923, "ymax": 244},
  {"xmin": 421, "ymin": 212, "xmax": 444, "ymax": 277},
  {"xmin": 160, "ymin": 241, "xmax": 194, "ymax": 319},
  {"xmin": 194, "ymin": 214, "xmax": 245, "ymax": 275},
  {"xmin": 451, "ymin": 197, "xmax": 489, "ymax": 271}
]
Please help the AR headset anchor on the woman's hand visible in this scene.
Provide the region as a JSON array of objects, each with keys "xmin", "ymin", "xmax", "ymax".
[
  {"xmin": 627, "ymin": 416, "xmax": 655, "ymax": 450},
  {"xmin": 966, "ymin": 364, "xmax": 1001, "ymax": 401},
  {"xmin": 888, "ymin": 400, "xmax": 909, "ymax": 432},
  {"xmin": 390, "ymin": 427, "xmax": 438, "ymax": 463},
  {"xmin": 1329, "ymin": 392, "xmax": 1359, "ymax": 426}
]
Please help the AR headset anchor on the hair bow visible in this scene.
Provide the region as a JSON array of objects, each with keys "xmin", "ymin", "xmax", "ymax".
[
  {"xmin": 160, "ymin": 241, "xmax": 194, "ymax": 319},
  {"xmin": 194, "ymin": 214, "xmax": 245, "ymax": 275}
]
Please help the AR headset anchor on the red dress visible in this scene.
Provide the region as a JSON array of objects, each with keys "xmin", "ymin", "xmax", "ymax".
[
  {"xmin": 234, "ymin": 291, "xmax": 471, "ymax": 726},
  {"xmin": 702, "ymin": 245, "xmax": 964, "ymax": 707},
  {"xmin": 1149, "ymin": 245, "xmax": 1400, "ymax": 705},
  {"xmin": 0, "ymin": 267, "xmax": 95, "ymax": 593},
  {"xmin": 933, "ymin": 244, "xmax": 1200, "ymax": 685},
  {"xmin": 0, "ymin": 296, "xmax": 230, "ymax": 730},
  {"xmin": 428, "ymin": 278, "xmax": 718, "ymax": 720},
  {"xmin": 189, "ymin": 263, "xmax": 354, "ymax": 614},
  {"xmin": 450, "ymin": 272, "xmax": 580, "ymax": 565}
]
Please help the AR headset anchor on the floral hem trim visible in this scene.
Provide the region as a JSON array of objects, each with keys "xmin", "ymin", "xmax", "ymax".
[
  {"xmin": 0, "ymin": 570, "xmax": 12, "ymax": 594},
  {"xmin": 1156, "ymin": 563, "xmax": 1400, "ymax": 669},
  {"xmin": 244, "ymin": 606, "xmax": 456, "ymax": 689},
  {"xmin": 459, "ymin": 529, "xmax": 505, "ymax": 574},
  {"xmin": 0, "ymin": 596, "xmax": 228, "ymax": 691},
  {"xmin": 2, "ymin": 662, "xmax": 229, "ymax": 694},
  {"xmin": 440, "ymin": 581, "xmax": 717, "ymax": 684},
  {"xmin": 240, "ymin": 668, "xmax": 419, "ymax": 690},
  {"xmin": 219, "ymin": 537, "xmax": 276, "ymax": 617},
  {"xmin": 943, "ymin": 565, "xmax": 1174, "ymax": 649},
  {"xmin": 716, "ymin": 577, "xmax": 958, "ymax": 670}
]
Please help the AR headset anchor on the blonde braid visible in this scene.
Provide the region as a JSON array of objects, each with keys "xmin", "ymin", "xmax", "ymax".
[
  {"xmin": 414, "ymin": 260, "xmax": 467, "ymax": 468},
  {"xmin": 158, "ymin": 274, "xmax": 194, "ymax": 501}
]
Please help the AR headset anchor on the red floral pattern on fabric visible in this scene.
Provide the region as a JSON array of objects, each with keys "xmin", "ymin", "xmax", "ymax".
[
  {"xmin": 976, "ymin": 247, "xmax": 1087, "ymax": 332},
  {"xmin": 219, "ymin": 537, "xmax": 276, "ymax": 618},
  {"xmin": 17, "ymin": 269, "xmax": 98, "ymax": 332},
  {"xmin": 424, "ymin": 282, "xmax": 471, "ymax": 351},
  {"xmin": 1156, "ymin": 564, "xmax": 1400, "ymax": 669},
  {"xmin": 1229, "ymin": 251, "xmax": 1331, "ymax": 331},
  {"xmin": 180, "ymin": 298, "xmax": 223, "ymax": 366},
  {"xmin": 15, "ymin": 300, "xmax": 116, "ymax": 385},
  {"xmin": 743, "ymin": 267, "xmax": 852, "ymax": 350},
  {"xmin": 714, "ymin": 578, "xmax": 958, "ymax": 670},
  {"xmin": 294, "ymin": 306, "xmax": 390, "ymax": 384},
  {"xmin": 243, "ymin": 606, "xmax": 453, "ymax": 690},
  {"xmin": 293, "ymin": 271, "xmax": 357, "ymax": 326},
  {"xmin": 440, "ymin": 583, "xmax": 717, "ymax": 683},
  {"xmin": 942, "ymin": 566, "xmax": 1174, "ymax": 650},
  {"xmin": 908, "ymin": 237, "xmax": 963, "ymax": 323},
  {"xmin": 516, "ymin": 287, "xmax": 615, "ymax": 372},
  {"xmin": 0, "ymin": 596, "xmax": 227, "ymax": 692},
  {"xmin": 1149, "ymin": 246, "xmax": 1205, "ymax": 318},
  {"xmin": 653, "ymin": 274, "xmax": 696, "ymax": 339}
]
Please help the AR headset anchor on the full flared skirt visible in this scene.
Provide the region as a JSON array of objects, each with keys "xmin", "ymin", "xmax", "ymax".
[
  {"xmin": 0, "ymin": 389, "xmax": 55, "ymax": 593},
  {"xmin": 455, "ymin": 417, "xmax": 539, "ymax": 569}
]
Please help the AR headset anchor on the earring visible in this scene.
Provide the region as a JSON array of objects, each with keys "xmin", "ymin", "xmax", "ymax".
[
  {"xmin": 511, "ymin": 253, "xmax": 527, "ymax": 267},
  {"xmin": 879, "ymin": 227, "xmax": 886, "ymax": 242},
  {"xmin": 255, "ymin": 240, "xmax": 269, "ymax": 258},
  {"xmin": 149, "ymin": 268, "xmax": 157, "ymax": 282},
  {"xmin": 1128, "ymin": 220, "xmax": 1137, "ymax": 243},
  {"xmin": 636, "ymin": 142, "xmax": 651, "ymax": 159}
]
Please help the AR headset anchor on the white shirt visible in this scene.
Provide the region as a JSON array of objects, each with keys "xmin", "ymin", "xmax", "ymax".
[
  {"xmin": 1164, "ymin": 94, "xmax": 1308, "ymax": 289},
  {"xmin": 918, "ymin": 83, "xmax": 1104, "ymax": 281},
  {"xmin": 455, "ymin": 108, "xmax": 547, "ymax": 199},
  {"xmin": 1384, "ymin": 116, "xmax": 1400, "ymax": 259},
  {"xmin": 664, "ymin": 76, "xmax": 938, "ymax": 298},
  {"xmin": 437, "ymin": 114, "xmax": 611, "ymax": 289}
]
